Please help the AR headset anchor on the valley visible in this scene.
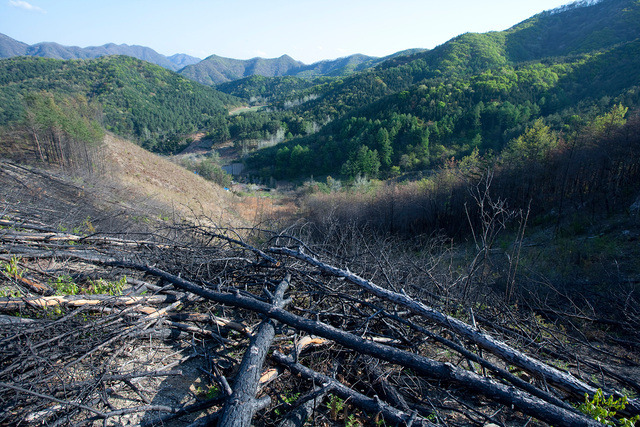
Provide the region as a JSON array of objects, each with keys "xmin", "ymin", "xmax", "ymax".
[{"xmin": 1, "ymin": 0, "xmax": 640, "ymax": 425}]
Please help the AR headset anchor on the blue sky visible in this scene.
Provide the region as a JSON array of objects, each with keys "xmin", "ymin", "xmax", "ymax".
[{"xmin": 2, "ymin": 0, "xmax": 573, "ymax": 64}]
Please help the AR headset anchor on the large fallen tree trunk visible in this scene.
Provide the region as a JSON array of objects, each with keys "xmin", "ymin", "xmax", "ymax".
[
  {"xmin": 0, "ymin": 294, "xmax": 179, "ymax": 311},
  {"xmin": 269, "ymin": 246, "xmax": 640, "ymax": 411},
  {"xmin": 218, "ymin": 275, "xmax": 291, "ymax": 427},
  {"xmin": 0, "ymin": 227, "xmax": 177, "ymax": 249}
]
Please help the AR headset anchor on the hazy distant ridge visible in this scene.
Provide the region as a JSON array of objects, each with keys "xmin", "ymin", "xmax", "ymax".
[{"xmin": 0, "ymin": 33, "xmax": 200, "ymax": 71}]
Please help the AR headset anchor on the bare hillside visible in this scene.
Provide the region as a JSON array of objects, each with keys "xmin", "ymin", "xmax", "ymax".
[{"xmin": 103, "ymin": 134, "xmax": 239, "ymax": 226}]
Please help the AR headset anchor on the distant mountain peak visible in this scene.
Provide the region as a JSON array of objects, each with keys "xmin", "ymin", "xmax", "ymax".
[
  {"xmin": 0, "ymin": 33, "xmax": 200, "ymax": 72},
  {"xmin": 178, "ymin": 51, "xmax": 419, "ymax": 85},
  {"xmin": 167, "ymin": 53, "xmax": 201, "ymax": 69}
]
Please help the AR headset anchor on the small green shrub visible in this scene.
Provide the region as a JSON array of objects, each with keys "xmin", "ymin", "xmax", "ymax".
[
  {"xmin": 180, "ymin": 154, "xmax": 233, "ymax": 187},
  {"xmin": 2, "ymin": 256, "xmax": 24, "ymax": 278},
  {"xmin": 50, "ymin": 275, "xmax": 79, "ymax": 296},
  {"xmin": 578, "ymin": 389, "xmax": 640, "ymax": 426},
  {"xmin": 346, "ymin": 413, "xmax": 359, "ymax": 427},
  {"xmin": 196, "ymin": 384, "xmax": 220, "ymax": 399},
  {"xmin": 88, "ymin": 276, "xmax": 126, "ymax": 295},
  {"xmin": 275, "ymin": 391, "xmax": 300, "ymax": 415},
  {"xmin": 328, "ymin": 394, "xmax": 345, "ymax": 421},
  {"xmin": 195, "ymin": 158, "xmax": 233, "ymax": 188}
]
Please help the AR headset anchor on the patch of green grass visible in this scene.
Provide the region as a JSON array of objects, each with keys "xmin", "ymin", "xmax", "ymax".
[
  {"xmin": 50, "ymin": 275, "xmax": 79, "ymax": 296},
  {"xmin": 87, "ymin": 276, "xmax": 126, "ymax": 295}
]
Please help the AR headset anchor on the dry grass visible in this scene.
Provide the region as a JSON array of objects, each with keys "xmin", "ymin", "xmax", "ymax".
[
  {"xmin": 103, "ymin": 134, "xmax": 242, "ymax": 227},
  {"xmin": 102, "ymin": 134, "xmax": 301, "ymax": 229},
  {"xmin": 1, "ymin": 129, "xmax": 298, "ymax": 230},
  {"xmin": 230, "ymin": 194, "xmax": 298, "ymax": 227}
]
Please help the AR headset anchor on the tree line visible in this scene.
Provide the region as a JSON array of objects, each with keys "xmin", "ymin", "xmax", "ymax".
[
  {"xmin": 1, "ymin": 91, "xmax": 104, "ymax": 173},
  {"xmin": 301, "ymin": 104, "xmax": 640, "ymax": 240}
]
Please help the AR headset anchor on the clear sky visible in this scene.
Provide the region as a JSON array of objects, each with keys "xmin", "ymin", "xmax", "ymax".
[{"xmin": 1, "ymin": 0, "xmax": 573, "ymax": 64}]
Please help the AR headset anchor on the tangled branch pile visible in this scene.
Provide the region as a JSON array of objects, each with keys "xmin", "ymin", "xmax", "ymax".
[{"xmin": 1, "ymin": 163, "xmax": 640, "ymax": 426}]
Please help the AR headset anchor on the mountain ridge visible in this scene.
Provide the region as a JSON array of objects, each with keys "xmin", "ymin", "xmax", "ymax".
[
  {"xmin": 504, "ymin": 0, "xmax": 639, "ymax": 62},
  {"xmin": 0, "ymin": 33, "xmax": 200, "ymax": 71},
  {"xmin": 179, "ymin": 50, "xmax": 428, "ymax": 85},
  {"xmin": 0, "ymin": 32, "xmax": 427, "ymax": 84},
  {"xmin": 242, "ymin": 0, "xmax": 640, "ymax": 180},
  {"xmin": 2, "ymin": 0, "xmax": 638, "ymax": 169},
  {"xmin": 0, "ymin": 55, "xmax": 239, "ymax": 153}
]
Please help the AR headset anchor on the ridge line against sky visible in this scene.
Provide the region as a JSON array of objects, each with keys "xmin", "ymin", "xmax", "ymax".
[{"xmin": 2, "ymin": 0, "xmax": 573, "ymax": 64}]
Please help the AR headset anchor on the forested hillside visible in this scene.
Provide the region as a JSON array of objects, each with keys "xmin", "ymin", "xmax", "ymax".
[
  {"xmin": 4, "ymin": 0, "xmax": 637, "ymax": 174},
  {"xmin": 0, "ymin": 55, "xmax": 239, "ymax": 154},
  {"xmin": 505, "ymin": 0, "xmax": 640, "ymax": 61},
  {"xmin": 240, "ymin": 0, "xmax": 640, "ymax": 180},
  {"xmin": 216, "ymin": 75, "xmax": 321, "ymax": 103},
  {"xmin": 179, "ymin": 50, "xmax": 425, "ymax": 85}
]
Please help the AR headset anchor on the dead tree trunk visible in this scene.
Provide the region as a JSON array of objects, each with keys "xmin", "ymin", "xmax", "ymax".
[
  {"xmin": 269, "ymin": 247, "xmax": 637, "ymax": 409},
  {"xmin": 0, "ymin": 294, "xmax": 179, "ymax": 311},
  {"xmin": 217, "ymin": 275, "xmax": 291, "ymax": 427}
]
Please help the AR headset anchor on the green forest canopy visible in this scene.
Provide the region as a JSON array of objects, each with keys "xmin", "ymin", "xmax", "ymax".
[
  {"xmin": 238, "ymin": 0, "xmax": 640, "ymax": 180},
  {"xmin": 0, "ymin": 55, "xmax": 240, "ymax": 154}
]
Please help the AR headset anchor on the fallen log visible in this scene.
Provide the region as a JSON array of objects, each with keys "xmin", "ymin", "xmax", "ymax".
[
  {"xmin": 218, "ymin": 275, "xmax": 291, "ymax": 427},
  {"xmin": 0, "ymin": 228, "xmax": 176, "ymax": 249},
  {"xmin": 0, "ymin": 314, "xmax": 38, "ymax": 324},
  {"xmin": 126, "ymin": 277, "xmax": 163, "ymax": 294},
  {"xmin": 137, "ymin": 395, "xmax": 227, "ymax": 427},
  {"xmin": 11, "ymin": 274, "xmax": 53, "ymax": 295},
  {"xmin": 0, "ymin": 218, "xmax": 57, "ymax": 233},
  {"xmin": 0, "ymin": 294, "xmax": 179, "ymax": 311},
  {"xmin": 269, "ymin": 246, "xmax": 639, "ymax": 411},
  {"xmin": 383, "ymin": 307, "xmax": 574, "ymax": 411},
  {"xmin": 104, "ymin": 261, "xmax": 600, "ymax": 426},
  {"xmin": 163, "ymin": 320, "xmax": 230, "ymax": 344},
  {"xmin": 167, "ymin": 312, "xmax": 249, "ymax": 335}
]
